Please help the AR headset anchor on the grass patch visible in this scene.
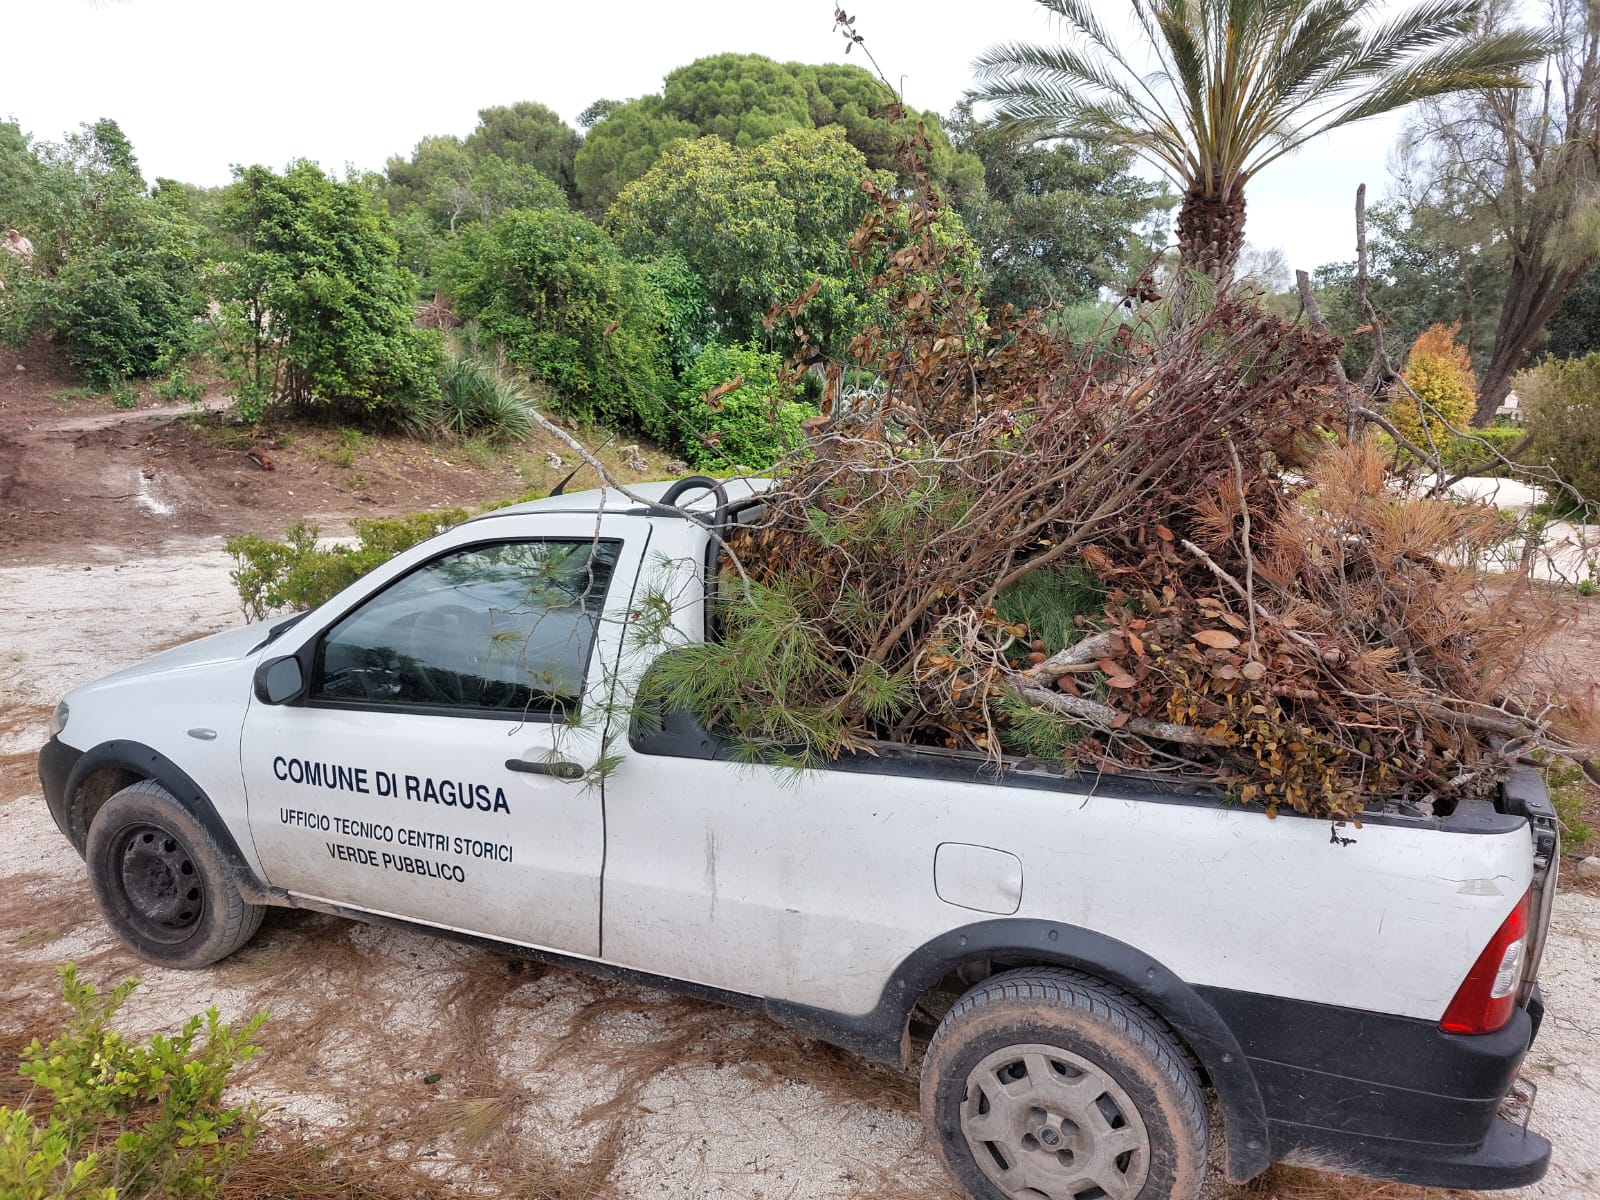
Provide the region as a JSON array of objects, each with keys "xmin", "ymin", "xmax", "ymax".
[{"xmin": 308, "ymin": 427, "xmax": 364, "ymax": 469}]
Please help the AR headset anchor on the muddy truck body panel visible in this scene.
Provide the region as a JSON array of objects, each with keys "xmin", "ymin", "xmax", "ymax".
[{"xmin": 39, "ymin": 479, "xmax": 1556, "ymax": 1195}]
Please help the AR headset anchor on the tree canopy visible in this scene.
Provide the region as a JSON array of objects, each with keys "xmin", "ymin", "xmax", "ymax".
[
  {"xmin": 462, "ymin": 101, "xmax": 580, "ymax": 200},
  {"xmin": 574, "ymin": 54, "xmax": 981, "ymax": 212},
  {"xmin": 607, "ymin": 127, "xmax": 891, "ymax": 359},
  {"xmin": 948, "ymin": 102, "xmax": 1172, "ymax": 312}
]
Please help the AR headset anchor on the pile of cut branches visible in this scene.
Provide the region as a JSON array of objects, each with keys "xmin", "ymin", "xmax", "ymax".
[{"xmin": 643, "ymin": 148, "xmax": 1579, "ymax": 819}]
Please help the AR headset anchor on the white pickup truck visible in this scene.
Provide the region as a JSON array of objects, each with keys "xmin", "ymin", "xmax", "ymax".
[{"xmin": 40, "ymin": 478, "xmax": 1557, "ymax": 1200}]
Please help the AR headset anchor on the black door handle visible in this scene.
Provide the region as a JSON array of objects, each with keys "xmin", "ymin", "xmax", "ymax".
[{"xmin": 505, "ymin": 758, "xmax": 584, "ymax": 781}]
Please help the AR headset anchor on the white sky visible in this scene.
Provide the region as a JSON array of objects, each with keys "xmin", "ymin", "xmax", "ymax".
[{"xmin": 7, "ymin": 0, "xmax": 1405, "ymax": 276}]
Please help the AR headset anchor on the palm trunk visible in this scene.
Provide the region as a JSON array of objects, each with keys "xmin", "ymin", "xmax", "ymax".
[{"xmin": 1176, "ymin": 182, "xmax": 1247, "ymax": 283}]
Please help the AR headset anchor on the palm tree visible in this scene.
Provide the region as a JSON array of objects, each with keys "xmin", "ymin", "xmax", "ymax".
[{"xmin": 974, "ymin": 0, "xmax": 1545, "ymax": 280}]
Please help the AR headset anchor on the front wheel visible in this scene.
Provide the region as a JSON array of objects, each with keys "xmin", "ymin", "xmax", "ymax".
[
  {"xmin": 921, "ymin": 967, "xmax": 1209, "ymax": 1200},
  {"xmin": 86, "ymin": 780, "xmax": 264, "ymax": 969}
]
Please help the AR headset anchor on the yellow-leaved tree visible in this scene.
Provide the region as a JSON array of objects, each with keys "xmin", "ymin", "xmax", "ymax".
[{"xmin": 1389, "ymin": 323, "xmax": 1479, "ymax": 449}]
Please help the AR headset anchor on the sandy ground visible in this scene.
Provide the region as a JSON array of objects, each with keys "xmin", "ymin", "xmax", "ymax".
[{"xmin": 2, "ymin": 538, "xmax": 1598, "ymax": 1200}]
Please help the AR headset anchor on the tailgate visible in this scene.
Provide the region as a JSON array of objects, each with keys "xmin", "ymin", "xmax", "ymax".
[{"xmin": 1502, "ymin": 765, "xmax": 1560, "ymax": 1010}]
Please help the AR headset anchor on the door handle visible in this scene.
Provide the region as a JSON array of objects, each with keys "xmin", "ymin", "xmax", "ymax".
[{"xmin": 505, "ymin": 758, "xmax": 585, "ymax": 781}]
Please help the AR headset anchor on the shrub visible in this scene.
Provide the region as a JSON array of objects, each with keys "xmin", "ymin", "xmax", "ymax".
[
  {"xmin": 436, "ymin": 346, "xmax": 534, "ymax": 442},
  {"xmin": 442, "ymin": 206, "xmax": 670, "ymax": 429},
  {"xmin": 1519, "ymin": 354, "xmax": 1600, "ymax": 504},
  {"xmin": 1382, "ymin": 424, "xmax": 1530, "ymax": 476},
  {"xmin": 1388, "ymin": 323, "xmax": 1477, "ymax": 450},
  {"xmin": 226, "ymin": 509, "xmax": 468, "ymax": 620},
  {"xmin": 0, "ymin": 965, "xmax": 266, "ymax": 1200},
  {"xmin": 0, "ymin": 138, "xmax": 206, "ymax": 389},
  {"xmin": 217, "ymin": 161, "xmax": 442, "ymax": 428},
  {"xmin": 669, "ymin": 342, "xmax": 818, "ymax": 470}
]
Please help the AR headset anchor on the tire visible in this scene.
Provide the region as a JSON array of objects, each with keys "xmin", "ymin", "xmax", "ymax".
[
  {"xmin": 921, "ymin": 967, "xmax": 1208, "ymax": 1200},
  {"xmin": 85, "ymin": 780, "xmax": 264, "ymax": 969}
]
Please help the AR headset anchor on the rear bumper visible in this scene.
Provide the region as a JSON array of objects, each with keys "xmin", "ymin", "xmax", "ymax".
[
  {"xmin": 1274, "ymin": 1114, "xmax": 1550, "ymax": 1190},
  {"xmin": 1200, "ymin": 986, "xmax": 1549, "ymax": 1190}
]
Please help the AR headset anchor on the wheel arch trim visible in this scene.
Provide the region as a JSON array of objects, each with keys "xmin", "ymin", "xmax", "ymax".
[
  {"xmin": 63, "ymin": 739, "xmax": 270, "ymax": 898},
  {"xmin": 766, "ymin": 917, "xmax": 1272, "ymax": 1184}
]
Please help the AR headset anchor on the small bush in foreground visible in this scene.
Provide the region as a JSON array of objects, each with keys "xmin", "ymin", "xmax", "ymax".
[
  {"xmin": 226, "ymin": 509, "xmax": 468, "ymax": 620},
  {"xmin": 0, "ymin": 965, "xmax": 265, "ymax": 1200}
]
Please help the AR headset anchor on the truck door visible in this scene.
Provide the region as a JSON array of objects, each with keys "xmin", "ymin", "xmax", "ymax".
[{"xmin": 240, "ymin": 516, "xmax": 648, "ymax": 957}]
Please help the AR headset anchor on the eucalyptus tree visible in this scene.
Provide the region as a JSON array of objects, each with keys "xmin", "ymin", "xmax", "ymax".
[{"xmin": 973, "ymin": 0, "xmax": 1544, "ymax": 280}]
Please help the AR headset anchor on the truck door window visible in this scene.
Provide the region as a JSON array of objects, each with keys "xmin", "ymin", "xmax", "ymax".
[{"xmin": 311, "ymin": 539, "xmax": 621, "ymax": 719}]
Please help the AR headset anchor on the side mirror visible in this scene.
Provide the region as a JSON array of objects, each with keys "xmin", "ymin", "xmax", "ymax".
[{"xmin": 253, "ymin": 655, "xmax": 307, "ymax": 705}]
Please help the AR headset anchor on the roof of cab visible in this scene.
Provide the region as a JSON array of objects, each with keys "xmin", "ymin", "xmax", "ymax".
[{"xmin": 465, "ymin": 476, "xmax": 772, "ymax": 523}]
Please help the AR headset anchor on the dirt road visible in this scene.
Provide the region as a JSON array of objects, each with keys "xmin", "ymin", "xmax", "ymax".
[{"xmin": 2, "ymin": 536, "xmax": 1598, "ymax": 1200}]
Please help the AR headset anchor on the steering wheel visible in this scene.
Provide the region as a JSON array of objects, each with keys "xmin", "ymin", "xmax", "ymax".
[{"xmin": 405, "ymin": 604, "xmax": 488, "ymax": 706}]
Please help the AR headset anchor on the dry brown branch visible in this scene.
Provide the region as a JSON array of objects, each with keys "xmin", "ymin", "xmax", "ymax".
[
  {"xmin": 1015, "ymin": 684, "xmax": 1230, "ymax": 747},
  {"xmin": 1019, "ymin": 632, "xmax": 1118, "ymax": 683}
]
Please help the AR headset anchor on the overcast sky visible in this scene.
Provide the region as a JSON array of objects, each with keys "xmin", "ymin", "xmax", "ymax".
[{"xmin": 7, "ymin": 0, "xmax": 1406, "ymax": 278}]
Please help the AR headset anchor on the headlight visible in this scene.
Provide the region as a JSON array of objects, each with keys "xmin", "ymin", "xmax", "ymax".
[{"xmin": 48, "ymin": 700, "xmax": 68, "ymax": 738}]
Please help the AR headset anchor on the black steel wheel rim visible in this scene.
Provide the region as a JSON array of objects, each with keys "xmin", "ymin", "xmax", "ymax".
[{"xmin": 114, "ymin": 822, "xmax": 204, "ymax": 941}]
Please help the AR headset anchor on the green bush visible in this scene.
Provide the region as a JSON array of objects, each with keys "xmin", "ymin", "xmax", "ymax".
[
  {"xmin": 0, "ymin": 127, "xmax": 206, "ymax": 389},
  {"xmin": 1437, "ymin": 424, "xmax": 1529, "ymax": 475},
  {"xmin": 226, "ymin": 508, "xmax": 468, "ymax": 620},
  {"xmin": 669, "ymin": 342, "xmax": 817, "ymax": 470},
  {"xmin": 442, "ymin": 206, "xmax": 670, "ymax": 429},
  {"xmin": 1519, "ymin": 354, "xmax": 1600, "ymax": 503},
  {"xmin": 217, "ymin": 161, "xmax": 442, "ymax": 428},
  {"xmin": 0, "ymin": 965, "xmax": 266, "ymax": 1200},
  {"xmin": 37, "ymin": 213, "xmax": 204, "ymax": 389},
  {"xmin": 436, "ymin": 346, "xmax": 534, "ymax": 442}
]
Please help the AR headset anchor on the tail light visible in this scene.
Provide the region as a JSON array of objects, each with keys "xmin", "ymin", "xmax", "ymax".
[{"xmin": 1440, "ymin": 888, "xmax": 1531, "ymax": 1035}]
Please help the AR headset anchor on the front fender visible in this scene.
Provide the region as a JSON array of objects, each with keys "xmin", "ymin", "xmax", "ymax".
[{"xmin": 53, "ymin": 738, "xmax": 273, "ymax": 901}]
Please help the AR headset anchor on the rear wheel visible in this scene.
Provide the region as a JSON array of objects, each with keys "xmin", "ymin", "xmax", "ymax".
[
  {"xmin": 921, "ymin": 967, "xmax": 1208, "ymax": 1200},
  {"xmin": 86, "ymin": 780, "xmax": 264, "ymax": 968}
]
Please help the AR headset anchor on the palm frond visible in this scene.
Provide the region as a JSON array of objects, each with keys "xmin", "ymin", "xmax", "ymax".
[
  {"xmin": 1307, "ymin": 30, "xmax": 1548, "ymax": 132},
  {"xmin": 972, "ymin": 0, "xmax": 1546, "ymax": 210}
]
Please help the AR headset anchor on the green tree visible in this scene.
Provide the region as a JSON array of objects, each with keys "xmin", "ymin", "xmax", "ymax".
[
  {"xmin": 443, "ymin": 206, "xmax": 669, "ymax": 426},
  {"xmin": 576, "ymin": 56, "xmax": 984, "ymax": 214},
  {"xmin": 638, "ymin": 251, "xmax": 714, "ymax": 373},
  {"xmin": 1546, "ymin": 267, "xmax": 1600, "ymax": 359},
  {"xmin": 607, "ymin": 128, "xmax": 890, "ymax": 359},
  {"xmin": 463, "ymin": 101, "xmax": 581, "ymax": 200},
  {"xmin": 383, "ymin": 134, "xmax": 471, "ymax": 214},
  {"xmin": 973, "ymin": 0, "xmax": 1544, "ymax": 280},
  {"xmin": 218, "ymin": 161, "xmax": 441, "ymax": 424},
  {"xmin": 662, "ymin": 53, "xmax": 811, "ymax": 146},
  {"xmin": 384, "ymin": 133, "xmax": 569, "ymax": 290},
  {"xmin": 790, "ymin": 62, "xmax": 983, "ymax": 202},
  {"xmin": 0, "ymin": 119, "xmax": 205, "ymax": 386},
  {"xmin": 573, "ymin": 95, "xmax": 699, "ymax": 213},
  {"xmin": 1311, "ymin": 201, "xmax": 1505, "ymax": 379},
  {"xmin": 947, "ymin": 101, "xmax": 1171, "ymax": 312}
]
